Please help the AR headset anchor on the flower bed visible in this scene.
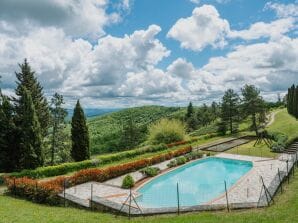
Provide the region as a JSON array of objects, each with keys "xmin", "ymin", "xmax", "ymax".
[{"xmin": 4, "ymin": 146, "xmax": 192, "ymax": 205}]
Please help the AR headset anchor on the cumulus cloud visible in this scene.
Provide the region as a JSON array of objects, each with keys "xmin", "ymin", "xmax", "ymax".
[
  {"xmin": 229, "ymin": 18, "xmax": 296, "ymax": 40},
  {"xmin": 167, "ymin": 5, "xmax": 230, "ymax": 52},
  {"xmin": 265, "ymin": 2, "xmax": 298, "ymax": 18},
  {"xmin": 0, "ymin": 0, "xmax": 123, "ymax": 38},
  {"xmin": 168, "ymin": 4, "xmax": 296, "ymax": 51}
]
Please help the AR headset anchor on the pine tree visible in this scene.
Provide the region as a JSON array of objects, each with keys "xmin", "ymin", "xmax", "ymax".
[
  {"xmin": 16, "ymin": 87, "xmax": 43, "ymax": 169},
  {"xmin": 14, "ymin": 59, "xmax": 50, "ymax": 138},
  {"xmin": 71, "ymin": 100, "xmax": 90, "ymax": 161},
  {"xmin": 49, "ymin": 93, "xmax": 69, "ymax": 165},
  {"xmin": 241, "ymin": 85, "xmax": 266, "ymax": 136},
  {"xmin": 220, "ymin": 89, "xmax": 240, "ymax": 134}
]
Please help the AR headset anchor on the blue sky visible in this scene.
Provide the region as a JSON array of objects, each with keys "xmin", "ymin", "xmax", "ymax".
[{"xmin": 0, "ymin": 0, "xmax": 297, "ymax": 108}]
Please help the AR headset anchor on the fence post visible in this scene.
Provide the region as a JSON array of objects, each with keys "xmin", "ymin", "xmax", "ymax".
[
  {"xmin": 128, "ymin": 188, "xmax": 132, "ymax": 219},
  {"xmin": 260, "ymin": 176, "xmax": 274, "ymax": 205},
  {"xmin": 13, "ymin": 178, "xmax": 16, "ymax": 197},
  {"xmin": 224, "ymin": 181, "xmax": 230, "ymax": 212},
  {"xmin": 176, "ymin": 183, "xmax": 180, "ymax": 215},
  {"xmin": 278, "ymin": 168, "xmax": 283, "ymax": 194},
  {"xmin": 286, "ymin": 160, "xmax": 289, "ymax": 184},
  {"xmin": 90, "ymin": 184, "xmax": 93, "ymax": 211},
  {"xmin": 63, "ymin": 179, "xmax": 66, "ymax": 207}
]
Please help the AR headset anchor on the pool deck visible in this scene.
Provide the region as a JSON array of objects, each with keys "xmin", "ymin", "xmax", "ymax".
[{"xmin": 60, "ymin": 152, "xmax": 297, "ymax": 214}]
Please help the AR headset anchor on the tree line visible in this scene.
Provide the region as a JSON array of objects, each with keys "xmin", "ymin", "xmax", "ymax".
[
  {"xmin": 185, "ymin": 84, "xmax": 269, "ymax": 136},
  {"xmin": 287, "ymin": 84, "xmax": 298, "ymax": 119},
  {"xmin": 0, "ymin": 60, "xmax": 90, "ymax": 172}
]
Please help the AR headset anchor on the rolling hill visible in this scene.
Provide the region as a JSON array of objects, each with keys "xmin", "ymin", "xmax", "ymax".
[{"xmin": 87, "ymin": 106, "xmax": 184, "ymax": 154}]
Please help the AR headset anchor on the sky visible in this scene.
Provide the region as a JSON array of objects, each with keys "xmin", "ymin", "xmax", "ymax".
[{"xmin": 0, "ymin": 0, "xmax": 297, "ymax": 108}]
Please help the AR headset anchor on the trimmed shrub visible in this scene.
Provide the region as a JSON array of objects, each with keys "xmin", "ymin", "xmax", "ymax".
[
  {"xmin": 176, "ymin": 156, "xmax": 187, "ymax": 165},
  {"xmin": 7, "ymin": 143, "xmax": 168, "ymax": 179},
  {"xmin": 4, "ymin": 146, "xmax": 192, "ymax": 204},
  {"xmin": 122, "ymin": 175, "xmax": 134, "ymax": 189},
  {"xmin": 140, "ymin": 167, "xmax": 160, "ymax": 177},
  {"xmin": 148, "ymin": 118, "xmax": 186, "ymax": 144}
]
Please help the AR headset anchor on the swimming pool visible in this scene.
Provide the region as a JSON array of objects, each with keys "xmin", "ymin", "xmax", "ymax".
[{"xmin": 136, "ymin": 157, "xmax": 252, "ymax": 208}]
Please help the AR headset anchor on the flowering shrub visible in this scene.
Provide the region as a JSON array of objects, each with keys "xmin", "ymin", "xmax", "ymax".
[{"xmin": 5, "ymin": 146, "xmax": 192, "ymax": 204}]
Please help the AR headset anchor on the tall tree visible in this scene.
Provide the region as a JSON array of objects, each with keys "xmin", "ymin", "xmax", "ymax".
[
  {"xmin": 0, "ymin": 92, "xmax": 19, "ymax": 171},
  {"xmin": 220, "ymin": 89, "xmax": 240, "ymax": 133},
  {"xmin": 185, "ymin": 102, "xmax": 194, "ymax": 119},
  {"xmin": 15, "ymin": 87, "xmax": 43, "ymax": 169},
  {"xmin": 49, "ymin": 93, "xmax": 69, "ymax": 165},
  {"xmin": 71, "ymin": 100, "xmax": 90, "ymax": 161},
  {"xmin": 14, "ymin": 59, "xmax": 50, "ymax": 138},
  {"xmin": 241, "ymin": 85, "xmax": 266, "ymax": 135},
  {"xmin": 120, "ymin": 113, "xmax": 141, "ymax": 150}
]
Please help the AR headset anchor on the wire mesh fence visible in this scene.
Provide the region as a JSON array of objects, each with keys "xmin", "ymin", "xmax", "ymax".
[{"xmin": 59, "ymin": 150, "xmax": 298, "ymax": 218}]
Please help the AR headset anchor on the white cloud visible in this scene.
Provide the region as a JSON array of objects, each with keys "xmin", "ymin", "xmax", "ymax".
[
  {"xmin": 167, "ymin": 5, "xmax": 230, "ymax": 52},
  {"xmin": 168, "ymin": 4, "xmax": 297, "ymax": 52},
  {"xmin": 0, "ymin": 0, "xmax": 124, "ymax": 38},
  {"xmin": 265, "ymin": 2, "xmax": 298, "ymax": 18},
  {"xmin": 229, "ymin": 18, "xmax": 295, "ymax": 40},
  {"xmin": 189, "ymin": 0, "xmax": 200, "ymax": 4}
]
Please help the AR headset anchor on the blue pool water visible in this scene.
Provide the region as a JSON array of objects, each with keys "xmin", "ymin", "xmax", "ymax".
[{"xmin": 136, "ymin": 157, "xmax": 252, "ymax": 208}]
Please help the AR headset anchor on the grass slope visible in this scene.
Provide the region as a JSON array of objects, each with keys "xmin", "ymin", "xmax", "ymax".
[
  {"xmin": 228, "ymin": 109, "xmax": 298, "ymax": 158},
  {"xmin": 1, "ymin": 168, "xmax": 298, "ymax": 223},
  {"xmin": 88, "ymin": 106, "xmax": 182, "ymax": 154}
]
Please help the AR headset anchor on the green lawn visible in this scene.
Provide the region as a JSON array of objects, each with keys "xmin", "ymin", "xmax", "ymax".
[
  {"xmin": 227, "ymin": 141, "xmax": 277, "ymax": 158},
  {"xmin": 268, "ymin": 109, "xmax": 298, "ymax": 142},
  {"xmin": 1, "ymin": 167, "xmax": 298, "ymax": 223},
  {"xmin": 227, "ymin": 109, "xmax": 298, "ymax": 158}
]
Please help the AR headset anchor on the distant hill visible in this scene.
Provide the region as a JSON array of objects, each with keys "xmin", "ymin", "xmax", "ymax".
[
  {"xmin": 87, "ymin": 105, "xmax": 184, "ymax": 154},
  {"xmin": 67, "ymin": 108, "xmax": 121, "ymax": 119}
]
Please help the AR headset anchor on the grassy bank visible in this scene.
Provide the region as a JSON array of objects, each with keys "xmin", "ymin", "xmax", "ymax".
[{"xmin": 1, "ymin": 166, "xmax": 298, "ymax": 223}]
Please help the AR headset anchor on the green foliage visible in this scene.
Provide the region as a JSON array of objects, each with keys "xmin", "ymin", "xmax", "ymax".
[
  {"xmin": 48, "ymin": 93, "xmax": 70, "ymax": 165},
  {"xmin": 241, "ymin": 84, "xmax": 267, "ymax": 135},
  {"xmin": 176, "ymin": 156, "xmax": 187, "ymax": 165},
  {"xmin": 88, "ymin": 106, "xmax": 181, "ymax": 154},
  {"xmin": 8, "ymin": 143, "xmax": 168, "ymax": 179},
  {"xmin": 185, "ymin": 102, "xmax": 194, "ymax": 119},
  {"xmin": 120, "ymin": 113, "xmax": 142, "ymax": 150},
  {"xmin": 148, "ymin": 118, "xmax": 186, "ymax": 144},
  {"xmin": 121, "ymin": 175, "xmax": 134, "ymax": 189},
  {"xmin": 14, "ymin": 59, "xmax": 50, "ymax": 138},
  {"xmin": 0, "ymin": 95, "xmax": 18, "ymax": 172},
  {"xmin": 268, "ymin": 131, "xmax": 288, "ymax": 152},
  {"xmin": 140, "ymin": 167, "xmax": 160, "ymax": 177},
  {"xmin": 287, "ymin": 84, "xmax": 298, "ymax": 119},
  {"xmin": 16, "ymin": 87, "xmax": 43, "ymax": 169},
  {"xmin": 220, "ymin": 89, "xmax": 240, "ymax": 133},
  {"xmin": 71, "ymin": 100, "xmax": 90, "ymax": 161}
]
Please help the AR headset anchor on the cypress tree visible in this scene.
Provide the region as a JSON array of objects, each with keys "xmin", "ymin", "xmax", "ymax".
[
  {"xmin": 14, "ymin": 59, "xmax": 50, "ymax": 137},
  {"xmin": 71, "ymin": 100, "xmax": 90, "ymax": 161},
  {"xmin": 16, "ymin": 87, "xmax": 43, "ymax": 169},
  {"xmin": 0, "ymin": 94, "xmax": 19, "ymax": 171},
  {"xmin": 185, "ymin": 102, "xmax": 194, "ymax": 119}
]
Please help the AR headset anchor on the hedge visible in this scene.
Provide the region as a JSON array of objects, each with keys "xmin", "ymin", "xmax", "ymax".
[
  {"xmin": 6, "ymin": 143, "xmax": 168, "ymax": 179},
  {"xmin": 4, "ymin": 146, "xmax": 192, "ymax": 205}
]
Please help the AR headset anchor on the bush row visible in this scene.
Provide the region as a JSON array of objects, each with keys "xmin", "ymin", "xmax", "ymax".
[
  {"xmin": 268, "ymin": 131, "xmax": 288, "ymax": 152},
  {"xmin": 6, "ymin": 144, "xmax": 168, "ymax": 179},
  {"xmin": 5, "ymin": 146, "xmax": 192, "ymax": 204}
]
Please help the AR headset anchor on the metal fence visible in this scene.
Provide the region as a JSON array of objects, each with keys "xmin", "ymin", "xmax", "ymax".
[{"xmin": 59, "ymin": 150, "xmax": 298, "ymax": 218}]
